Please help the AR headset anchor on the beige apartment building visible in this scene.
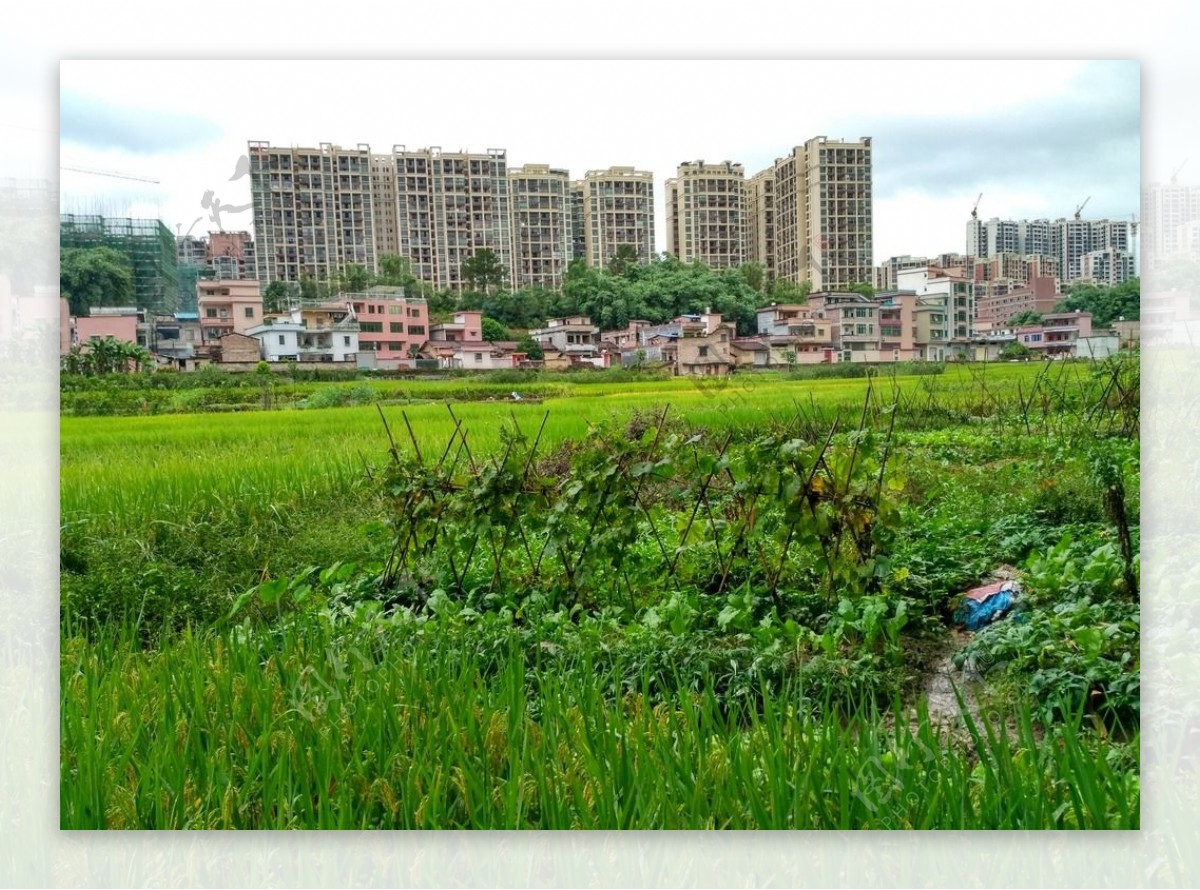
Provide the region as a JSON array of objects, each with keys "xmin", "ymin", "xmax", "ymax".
[
  {"xmin": 198, "ymin": 279, "xmax": 264, "ymax": 345},
  {"xmin": 248, "ymin": 141, "xmax": 376, "ymax": 285},
  {"xmin": 369, "ymin": 153, "xmax": 400, "ymax": 258},
  {"xmin": 508, "ymin": 164, "xmax": 572, "ymax": 290},
  {"xmin": 767, "ymin": 137, "xmax": 873, "ymax": 291},
  {"xmin": 392, "ymin": 146, "xmax": 513, "ymax": 293},
  {"xmin": 665, "ymin": 161, "xmax": 746, "ymax": 269},
  {"xmin": 581, "ymin": 167, "xmax": 656, "ymax": 269},
  {"xmin": 745, "ymin": 169, "xmax": 776, "ymax": 282}
]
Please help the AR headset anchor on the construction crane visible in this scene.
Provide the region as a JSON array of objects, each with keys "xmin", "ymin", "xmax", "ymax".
[
  {"xmin": 60, "ymin": 164, "xmax": 160, "ymax": 184},
  {"xmin": 971, "ymin": 193, "xmax": 983, "ymax": 220},
  {"xmin": 1171, "ymin": 160, "xmax": 1188, "ymax": 184},
  {"xmin": 1074, "ymin": 196, "xmax": 1091, "ymax": 220}
]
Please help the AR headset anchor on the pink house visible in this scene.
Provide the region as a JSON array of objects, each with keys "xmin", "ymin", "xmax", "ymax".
[
  {"xmin": 60, "ymin": 299, "xmax": 73, "ymax": 355},
  {"xmin": 429, "ymin": 310, "xmax": 483, "ymax": 343},
  {"xmin": 73, "ymin": 310, "xmax": 139, "ymax": 347},
  {"xmin": 346, "ymin": 292, "xmax": 429, "ymax": 366},
  {"xmin": 198, "ymin": 279, "xmax": 264, "ymax": 344},
  {"xmin": 1016, "ymin": 311, "xmax": 1094, "ymax": 356}
]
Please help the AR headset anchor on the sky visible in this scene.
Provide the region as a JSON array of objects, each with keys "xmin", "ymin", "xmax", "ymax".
[{"xmin": 57, "ymin": 59, "xmax": 1141, "ymax": 268}]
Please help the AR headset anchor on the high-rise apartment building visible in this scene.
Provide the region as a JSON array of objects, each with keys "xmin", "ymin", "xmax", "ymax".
[
  {"xmin": 1019, "ymin": 219, "xmax": 1055, "ymax": 257},
  {"xmin": 874, "ymin": 255, "xmax": 929, "ymax": 293},
  {"xmin": 507, "ymin": 164, "xmax": 572, "ymax": 290},
  {"xmin": 1143, "ymin": 180, "xmax": 1200, "ymax": 263},
  {"xmin": 967, "ymin": 218, "xmax": 1021, "ymax": 258},
  {"xmin": 664, "ymin": 161, "xmax": 746, "ymax": 269},
  {"xmin": 569, "ymin": 181, "xmax": 587, "ymax": 262},
  {"xmin": 769, "ymin": 137, "xmax": 873, "ymax": 291},
  {"xmin": 745, "ymin": 168, "xmax": 776, "ymax": 283},
  {"xmin": 966, "ymin": 213, "xmax": 1133, "ymax": 282},
  {"xmin": 392, "ymin": 146, "xmax": 512, "ymax": 293},
  {"xmin": 1080, "ymin": 246, "xmax": 1137, "ymax": 286},
  {"xmin": 370, "ymin": 153, "xmax": 400, "ymax": 259},
  {"xmin": 581, "ymin": 167, "xmax": 656, "ymax": 269},
  {"xmin": 248, "ymin": 142, "xmax": 376, "ymax": 286},
  {"xmin": 1058, "ymin": 218, "xmax": 1133, "ymax": 281}
]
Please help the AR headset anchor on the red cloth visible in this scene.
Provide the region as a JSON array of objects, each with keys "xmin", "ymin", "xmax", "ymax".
[{"xmin": 964, "ymin": 580, "xmax": 1007, "ymax": 603}]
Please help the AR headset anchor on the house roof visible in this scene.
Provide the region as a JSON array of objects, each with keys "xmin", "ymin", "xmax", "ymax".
[{"xmin": 730, "ymin": 338, "xmax": 768, "ymax": 351}]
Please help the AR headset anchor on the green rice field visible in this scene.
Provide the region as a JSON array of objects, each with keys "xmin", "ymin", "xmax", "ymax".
[{"xmin": 60, "ymin": 360, "xmax": 1143, "ymax": 829}]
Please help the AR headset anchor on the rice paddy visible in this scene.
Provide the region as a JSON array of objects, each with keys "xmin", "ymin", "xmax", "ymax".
[{"xmin": 59, "ymin": 360, "xmax": 1141, "ymax": 829}]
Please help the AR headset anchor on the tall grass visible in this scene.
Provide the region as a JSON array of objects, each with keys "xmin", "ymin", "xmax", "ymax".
[{"xmin": 59, "ymin": 619, "xmax": 1138, "ymax": 830}]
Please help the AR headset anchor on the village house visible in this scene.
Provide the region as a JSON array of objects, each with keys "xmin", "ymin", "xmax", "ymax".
[
  {"xmin": 429, "ymin": 310, "xmax": 484, "ymax": 343},
  {"xmin": 343, "ymin": 289, "xmax": 429, "ymax": 369},
  {"xmin": 530, "ymin": 315, "xmax": 604, "ymax": 367},
  {"xmin": 418, "ymin": 338, "xmax": 526, "ymax": 370},
  {"xmin": 674, "ymin": 310, "xmax": 737, "ymax": 376},
  {"xmin": 198, "ymin": 279, "xmax": 263, "ymax": 346}
]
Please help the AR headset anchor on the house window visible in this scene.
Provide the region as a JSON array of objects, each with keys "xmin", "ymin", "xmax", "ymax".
[
  {"xmin": 474, "ymin": 352, "xmax": 482, "ymax": 362},
  {"xmin": 206, "ymin": 308, "xmax": 217, "ymax": 318},
  {"xmin": 244, "ymin": 307, "xmax": 255, "ymax": 318},
  {"xmin": 390, "ymin": 322, "xmax": 403, "ymax": 333},
  {"xmin": 278, "ymin": 334, "xmax": 286, "ymax": 345},
  {"xmin": 407, "ymin": 325, "xmax": 425, "ymax": 336},
  {"xmin": 343, "ymin": 336, "xmax": 351, "ymax": 346},
  {"xmin": 699, "ymin": 345, "xmax": 709, "ymax": 357}
]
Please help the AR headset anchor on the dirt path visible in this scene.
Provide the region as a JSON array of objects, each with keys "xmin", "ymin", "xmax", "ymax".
[{"xmin": 917, "ymin": 628, "xmax": 983, "ymax": 738}]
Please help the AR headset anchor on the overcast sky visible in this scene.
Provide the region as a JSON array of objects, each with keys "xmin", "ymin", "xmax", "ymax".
[{"xmin": 58, "ymin": 59, "xmax": 1140, "ymax": 266}]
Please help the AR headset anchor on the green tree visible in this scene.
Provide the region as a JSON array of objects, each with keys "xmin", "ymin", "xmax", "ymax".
[
  {"xmin": 517, "ymin": 335, "xmax": 544, "ymax": 361},
  {"xmin": 460, "ymin": 249, "xmax": 508, "ymax": 296},
  {"xmin": 846, "ymin": 281, "xmax": 875, "ymax": 299},
  {"xmin": 264, "ymin": 281, "xmax": 295, "ymax": 314},
  {"xmin": 60, "ymin": 247, "xmax": 135, "ymax": 317},
  {"xmin": 740, "ymin": 261, "xmax": 766, "ymax": 294},
  {"xmin": 608, "ymin": 244, "xmax": 640, "ymax": 277},
  {"xmin": 767, "ymin": 278, "xmax": 812, "ymax": 303},
  {"xmin": 481, "ymin": 317, "xmax": 511, "ymax": 342},
  {"xmin": 254, "ymin": 360, "xmax": 273, "ymax": 409},
  {"xmin": 1007, "ymin": 310, "xmax": 1044, "ymax": 326},
  {"xmin": 63, "ymin": 335, "xmax": 153, "ymax": 376},
  {"xmin": 377, "ymin": 254, "xmax": 419, "ymax": 290},
  {"xmin": 298, "ymin": 273, "xmax": 318, "ymax": 302},
  {"xmin": 337, "ymin": 263, "xmax": 372, "ymax": 294},
  {"xmin": 999, "ymin": 340, "xmax": 1035, "ymax": 360},
  {"xmin": 1054, "ymin": 279, "xmax": 1139, "ymax": 327},
  {"xmin": 485, "ymin": 286, "xmax": 550, "ymax": 329}
]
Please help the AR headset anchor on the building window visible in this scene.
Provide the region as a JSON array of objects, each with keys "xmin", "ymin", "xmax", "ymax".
[
  {"xmin": 278, "ymin": 335, "xmax": 285, "ymax": 345},
  {"xmin": 390, "ymin": 322, "xmax": 403, "ymax": 333},
  {"xmin": 699, "ymin": 345, "xmax": 709, "ymax": 357},
  {"xmin": 474, "ymin": 352, "xmax": 482, "ymax": 362},
  {"xmin": 206, "ymin": 308, "xmax": 217, "ymax": 318},
  {"xmin": 244, "ymin": 307, "xmax": 255, "ymax": 318},
  {"xmin": 407, "ymin": 325, "xmax": 425, "ymax": 336},
  {"xmin": 343, "ymin": 336, "xmax": 351, "ymax": 346}
]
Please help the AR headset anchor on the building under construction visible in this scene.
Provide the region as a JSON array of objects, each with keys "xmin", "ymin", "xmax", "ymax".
[{"xmin": 60, "ymin": 214, "xmax": 180, "ymax": 314}]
